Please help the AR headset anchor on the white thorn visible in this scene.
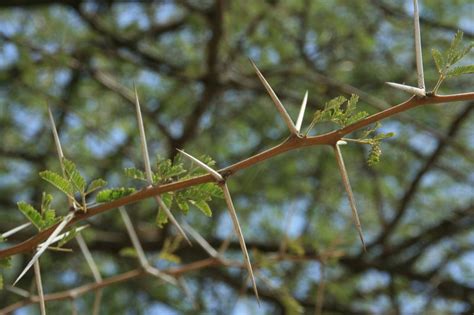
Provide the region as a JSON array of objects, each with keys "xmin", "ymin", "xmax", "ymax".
[
  {"xmin": 221, "ymin": 183, "xmax": 259, "ymax": 301},
  {"xmin": 13, "ymin": 212, "xmax": 74, "ymax": 286},
  {"xmin": 47, "ymin": 106, "xmax": 65, "ymax": 160},
  {"xmin": 153, "ymin": 195, "xmax": 191, "ymax": 246},
  {"xmin": 33, "ymin": 260, "xmax": 46, "ymax": 315},
  {"xmin": 39, "ymin": 225, "xmax": 88, "ymax": 247},
  {"xmin": 333, "ymin": 145, "xmax": 366, "ymax": 251},
  {"xmin": 182, "ymin": 222, "xmax": 219, "ymax": 258},
  {"xmin": 385, "ymin": 82, "xmax": 426, "ymax": 97},
  {"xmin": 134, "ymin": 87, "xmax": 153, "ymax": 182},
  {"xmin": 118, "ymin": 207, "xmax": 150, "ymax": 268},
  {"xmin": 413, "ymin": 0, "xmax": 425, "ymax": 90},
  {"xmin": 134, "ymin": 88, "xmax": 190, "ymax": 243},
  {"xmin": 336, "ymin": 140, "xmax": 347, "ymax": 146},
  {"xmin": 295, "ymin": 90, "xmax": 308, "ymax": 133},
  {"xmin": 1, "ymin": 222, "xmax": 31, "ymax": 238},
  {"xmin": 250, "ymin": 60, "xmax": 299, "ymax": 135},
  {"xmin": 76, "ymin": 233, "xmax": 102, "ymax": 282},
  {"xmin": 145, "ymin": 265, "xmax": 178, "ymax": 286},
  {"xmin": 177, "ymin": 149, "xmax": 223, "ymax": 181}
]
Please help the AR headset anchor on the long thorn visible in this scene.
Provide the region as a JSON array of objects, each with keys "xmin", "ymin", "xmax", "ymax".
[
  {"xmin": 33, "ymin": 260, "xmax": 46, "ymax": 315},
  {"xmin": 385, "ymin": 82, "xmax": 425, "ymax": 97},
  {"xmin": 413, "ymin": 0, "xmax": 425, "ymax": 90},
  {"xmin": 182, "ymin": 222, "xmax": 219, "ymax": 258},
  {"xmin": 177, "ymin": 149, "xmax": 223, "ymax": 181},
  {"xmin": 250, "ymin": 60, "xmax": 298, "ymax": 135},
  {"xmin": 153, "ymin": 195, "xmax": 191, "ymax": 245},
  {"xmin": 295, "ymin": 91, "xmax": 308, "ymax": 133},
  {"xmin": 13, "ymin": 212, "xmax": 74, "ymax": 285},
  {"xmin": 333, "ymin": 143, "xmax": 366, "ymax": 251},
  {"xmin": 1, "ymin": 222, "xmax": 31, "ymax": 238},
  {"xmin": 221, "ymin": 183, "xmax": 259, "ymax": 301},
  {"xmin": 76, "ymin": 233, "xmax": 102, "ymax": 282},
  {"xmin": 134, "ymin": 87, "xmax": 189, "ymax": 243},
  {"xmin": 118, "ymin": 207, "xmax": 149, "ymax": 268}
]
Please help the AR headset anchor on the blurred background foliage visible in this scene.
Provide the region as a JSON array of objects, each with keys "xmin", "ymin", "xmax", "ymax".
[{"xmin": 0, "ymin": 0, "xmax": 473, "ymax": 314}]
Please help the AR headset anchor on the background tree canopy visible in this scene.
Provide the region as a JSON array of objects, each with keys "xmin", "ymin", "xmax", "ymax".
[{"xmin": 0, "ymin": 0, "xmax": 473, "ymax": 314}]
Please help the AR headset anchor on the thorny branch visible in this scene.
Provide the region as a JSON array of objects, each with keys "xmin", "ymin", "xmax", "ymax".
[{"xmin": 0, "ymin": 92, "xmax": 473, "ymax": 261}]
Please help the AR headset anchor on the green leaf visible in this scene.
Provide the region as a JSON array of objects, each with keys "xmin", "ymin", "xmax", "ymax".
[
  {"xmin": 447, "ymin": 65, "xmax": 474, "ymax": 77},
  {"xmin": 368, "ymin": 142, "xmax": 382, "ymax": 166},
  {"xmin": 431, "ymin": 48, "xmax": 445, "ymax": 73},
  {"xmin": 158, "ymin": 252, "xmax": 181, "ymax": 264},
  {"xmin": 58, "ymin": 227, "xmax": 79, "ymax": 247},
  {"xmin": 119, "ymin": 247, "xmax": 138, "ymax": 258},
  {"xmin": 39, "ymin": 170, "xmax": 73, "ymax": 197},
  {"xmin": 96, "ymin": 187, "xmax": 136, "ymax": 203},
  {"xmin": 0, "ymin": 257, "xmax": 11, "ymax": 269},
  {"xmin": 41, "ymin": 192, "xmax": 53, "ymax": 213},
  {"xmin": 175, "ymin": 195, "xmax": 190, "ymax": 214},
  {"xmin": 63, "ymin": 158, "xmax": 86, "ymax": 192},
  {"xmin": 42, "ymin": 209, "xmax": 59, "ymax": 229},
  {"xmin": 156, "ymin": 208, "xmax": 168, "ymax": 228},
  {"xmin": 17, "ymin": 201, "xmax": 43, "ymax": 230},
  {"xmin": 190, "ymin": 200, "xmax": 212, "ymax": 217},
  {"xmin": 86, "ymin": 178, "xmax": 107, "ymax": 194},
  {"xmin": 124, "ymin": 168, "xmax": 147, "ymax": 181}
]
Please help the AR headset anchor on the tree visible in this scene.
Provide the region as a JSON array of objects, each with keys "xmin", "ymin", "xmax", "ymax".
[{"xmin": 0, "ymin": 0, "xmax": 473, "ymax": 314}]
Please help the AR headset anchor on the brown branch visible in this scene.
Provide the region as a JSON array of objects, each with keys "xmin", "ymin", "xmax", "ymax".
[{"xmin": 0, "ymin": 92, "xmax": 473, "ymax": 260}]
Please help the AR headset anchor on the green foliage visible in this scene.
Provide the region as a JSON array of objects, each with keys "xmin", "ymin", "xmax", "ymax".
[
  {"xmin": 119, "ymin": 247, "xmax": 138, "ymax": 258},
  {"xmin": 126, "ymin": 156, "xmax": 223, "ymax": 228},
  {"xmin": 306, "ymin": 94, "xmax": 368, "ymax": 134},
  {"xmin": 58, "ymin": 227, "xmax": 80, "ymax": 247},
  {"xmin": 17, "ymin": 193, "xmax": 60, "ymax": 231},
  {"xmin": 351, "ymin": 122, "xmax": 395, "ymax": 166},
  {"xmin": 158, "ymin": 237, "xmax": 182, "ymax": 264},
  {"xmin": 39, "ymin": 158, "xmax": 107, "ymax": 211},
  {"xmin": 431, "ymin": 30, "xmax": 473, "ymax": 92},
  {"xmin": 96, "ymin": 187, "xmax": 136, "ymax": 203},
  {"xmin": 0, "ymin": 238, "xmax": 11, "ymax": 290}
]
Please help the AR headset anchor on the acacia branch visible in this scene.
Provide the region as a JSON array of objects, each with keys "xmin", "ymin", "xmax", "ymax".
[{"xmin": 0, "ymin": 92, "xmax": 473, "ymax": 260}]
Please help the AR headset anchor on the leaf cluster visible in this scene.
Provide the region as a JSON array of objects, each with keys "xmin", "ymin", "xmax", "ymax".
[
  {"xmin": 431, "ymin": 30, "xmax": 473, "ymax": 93},
  {"xmin": 125, "ymin": 156, "xmax": 223, "ymax": 227},
  {"xmin": 17, "ymin": 192, "xmax": 60, "ymax": 231},
  {"xmin": 306, "ymin": 94, "xmax": 368, "ymax": 134},
  {"xmin": 39, "ymin": 158, "xmax": 107, "ymax": 211},
  {"xmin": 349, "ymin": 122, "xmax": 395, "ymax": 166}
]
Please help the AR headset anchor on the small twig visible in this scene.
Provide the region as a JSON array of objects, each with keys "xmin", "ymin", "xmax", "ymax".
[
  {"xmin": 251, "ymin": 60, "xmax": 299, "ymax": 135},
  {"xmin": 333, "ymin": 141, "xmax": 366, "ymax": 251},
  {"xmin": 33, "ymin": 260, "xmax": 46, "ymax": 315},
  {"xmin": 134, "ymin": 88, "xmax": 190, "ymax": 244}
]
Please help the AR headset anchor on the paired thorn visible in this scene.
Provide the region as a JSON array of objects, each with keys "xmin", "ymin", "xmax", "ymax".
[
  {"xmin": 333, "ymin": 142, "xmax": 366, "ymax": 252},
  {"xmin": 385, "ymin": 82, "xmax": 426, "ymax": 97},
  {"xmin": 386, "ymin": 0, "xmax": 426, "ymax": 96},
  {"xmin": 413, "ymin": 0, "xmax": 425, "ymax": 90},
  {"xmin": 178, "ymin": 150, "xmax": 259, "ymax": 301},
  {"xmin": 134, "ymin": 88, "xmax": 190, "ymax": 245},
  {"xmin": 295, "ymin": 91, "xmax": 308, "ymax": 133},
  {"xmin": 14, "ymin": 212, "xmax": 75, "ymax": 286},
  {"xmin": 250, "ymin": 60, "xmax": 299, "ymax": 135}
]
